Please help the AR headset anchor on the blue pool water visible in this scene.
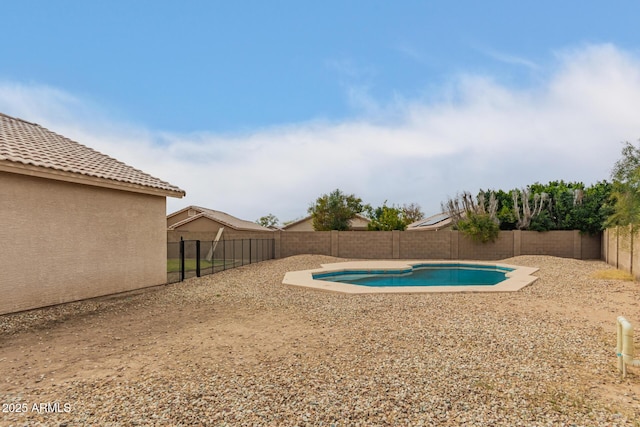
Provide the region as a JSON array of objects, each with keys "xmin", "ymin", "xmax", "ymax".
[{"xmin": 313, "ymin": 263, "xmax": 513, "ymax": 287}]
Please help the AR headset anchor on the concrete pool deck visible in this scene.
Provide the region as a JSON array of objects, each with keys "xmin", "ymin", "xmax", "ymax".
[{"xmin": 283, "ymin": 260, "xmax": 539, "ymax": 294}]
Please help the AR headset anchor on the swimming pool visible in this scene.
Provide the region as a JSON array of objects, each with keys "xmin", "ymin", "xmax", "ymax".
[
  {"xmin": 283, "ymin": 261, "xmax": 538, "ymax": 294},
  {"xmin": 313, "ymin": 263, "xmax": 514, "ymax": 287}
]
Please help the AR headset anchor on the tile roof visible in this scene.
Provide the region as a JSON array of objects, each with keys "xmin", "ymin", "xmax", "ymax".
[
  {"xmin": 0, "ymin": 112, "xmax": 185, "ymax": 197},
  {"xmin": 168, "ymin": 206, "xmax": 273, "ymax": 232},
  {"xmin": 407, "ymin": 211, "xmax": 458, "ymax": 231}
]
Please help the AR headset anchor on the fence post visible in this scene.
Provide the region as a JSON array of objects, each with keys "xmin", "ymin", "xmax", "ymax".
[
  {"xmin": 331, "ymin": 230, "xmax": 339, "ymax": 257},
  {"xmin": 179, "ymin": 237, "xmax": 185, "ymax": 282},
  {"xmin": 196, "ymin": 240, "xmax": 201, "ymax": 278},
  {"xmin": 392, "ymin": 230, "xmax": 400, "ymax": 259},
  {"xmin": 211, "ymin": 240, "xmax": 215, "ymax": 275},
  {"xmin": 513, "ymin": 230, "xmax": 522, "ymax": 257},
  {"xmin": 249, "ymin": 239, "xmax": 252, "ymax": 264}
]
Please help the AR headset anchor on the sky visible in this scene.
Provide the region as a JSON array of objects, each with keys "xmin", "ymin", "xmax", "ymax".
[{"xmin": 2, "ymin": 1, "xmax": 640, "ymax": 224}]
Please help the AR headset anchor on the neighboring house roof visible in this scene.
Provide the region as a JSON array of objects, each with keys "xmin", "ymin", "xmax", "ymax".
[
  {"xmin": 282, "ymin": 214, "xmax": 370, "ymax": 231},
  {"xmin": 0, "ymin": 112, "xmax": 185, "ymax": 198},
  {"xmin": 167, "ymin": 206, "xmax": 273, "ymax": 232},
  {"xmin": 281, "ymin": 216, "xmax": 313, "ymax": 230},
  {"xmin": 407, "ymin": 211, "xmax": 455, "ymax": 231}
]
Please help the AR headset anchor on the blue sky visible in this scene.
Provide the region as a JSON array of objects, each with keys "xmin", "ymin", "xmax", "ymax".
[{"xmin": 2, "ymin": 1, "xmax": 640, "ymax": 222}]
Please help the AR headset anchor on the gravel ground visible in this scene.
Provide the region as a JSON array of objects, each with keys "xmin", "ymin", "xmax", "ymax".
[{"xmin": 1, "ymin": 255, "xmax": 640, "ymax": 426}]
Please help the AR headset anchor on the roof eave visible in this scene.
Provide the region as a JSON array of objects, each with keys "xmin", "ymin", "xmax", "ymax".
[
  {"xmin": 167, "ymin": 205, "xmax": 203, "ymax": 219},
  {"xmin": 0, "ymin": 160, "xmax": 185, "ymax": 198}
]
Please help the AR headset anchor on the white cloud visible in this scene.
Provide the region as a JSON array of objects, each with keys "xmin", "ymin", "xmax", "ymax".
[
  {"xmin": 480, "ymin": 48, "xmax": 541, "ymax": 70},
  {"xmin": 1, "ymin": 44, "xmax": 639, "ymax": 223}
]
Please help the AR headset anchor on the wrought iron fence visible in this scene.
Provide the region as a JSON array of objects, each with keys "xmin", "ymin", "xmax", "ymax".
[{"xmin": 167, "ymin": 238, "xmax": 275, "ymax": 283}]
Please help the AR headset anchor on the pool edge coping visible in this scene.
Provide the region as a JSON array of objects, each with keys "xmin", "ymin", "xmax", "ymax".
[{"xmin": 282, "ymin": 260, "xmax": 539, "ymax": 294}]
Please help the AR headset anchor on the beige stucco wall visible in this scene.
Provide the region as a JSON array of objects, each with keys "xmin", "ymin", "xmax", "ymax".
[
  {"xmin": 283, "ymin": 218, "xmax": 315, "ymax": 231},
  {"xmin": 167, "ymin": 209, "xmax": 193, "ymax": 228},
  {"xmin": 170, "ymin": 215, "xmax": 225, "ymax": 233},
  {"xmin": 0, "ymin": 171, "xmax": 167, "ymax": 315},
  {"xmin": 349, "ymin": 216, "xmax": 370, "ymax": 231},
  {"xmin": 284, "ymin": 216, "xmax": 370, "ymax": 231}
]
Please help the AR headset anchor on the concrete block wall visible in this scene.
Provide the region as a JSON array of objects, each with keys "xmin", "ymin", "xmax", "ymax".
[
  {"xmin": 619, "ymin": 231, "xmax": 633, "ymax": 273},
  {"xmin": 603, "ymin": 226, "xmax": 640, "ymax": 277},
  {"xmin": 457, "ymin": 231, "xmax": 514, "ymax": 260},
  {"xmin": 398, "ymin": 231, "xmax": 451, "ymax": 259},
  {"xmin": 521, "ymin": 230, "xmax": 575, "ymax": 257},
  {"xmin": 580, "ymin": 233, "xmax": 602, "ymax": 260},
  {"xmin": 279, "ymin": 232, "xmax": 331, "ymax": 258},
  {"xmin": 337, "ymin": 231, "xmax": 394, "ymax": 258},
  {"xmin": 273, "ymin": 229, "xmax": 601, "ymax": 261}
]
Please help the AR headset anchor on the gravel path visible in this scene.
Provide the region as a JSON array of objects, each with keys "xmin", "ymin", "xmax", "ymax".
[{"xmin": 1, "ymin": 255, "xmax": 639, "ymax": 426}]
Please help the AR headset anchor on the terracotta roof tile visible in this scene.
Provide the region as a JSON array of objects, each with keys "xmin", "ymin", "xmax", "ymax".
[{"xmin": 0, "ymin": 112, "xmax": 185, "ymax": 196}]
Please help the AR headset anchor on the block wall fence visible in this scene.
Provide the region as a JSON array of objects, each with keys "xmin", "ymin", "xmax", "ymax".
[
  {"xmin": 279, "ymin": 230, "xmax": 600, "ymax": 260},
  {"xmin": 170, "ymin": 229, "xmax": 601, "ymax": 261},
  {"xmin": 602, "ymin": 227, "xmax": 640, "ymax": 279}
]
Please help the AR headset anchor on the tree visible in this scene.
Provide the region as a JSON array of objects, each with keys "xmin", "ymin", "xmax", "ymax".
[
  {"xmin": 456, "ymin": 212, "xmax": 500, "ymax": 243},
  {"xmin": 605, "ymin": 141, "xmax": 640, "ymax": 273},
  {"xmin": 612, "ymin": 140, "xmax": 640, "ymax": 183},
  {"xmin": 442, "ymin": 190, "xmax": 500, "ymax": 243},
  {"xmin": 512, "ymin": 188, "xmax": 548, "ymax": 230},
  {"xmin": 308, "ymin": 189, "xmax": 366, "ymax": 231},
  {"xmin": 366, "ymin": 202, "xmax": 407, "ymax": 231},
  {"xmin": 513, "ymin": 180, "xmax": 611, "ymax": 233},
  {"xmin": 441, "ymin": 191, "xmax": 479, "ymax": 226},
  {"xmin": 573, "ymin": 181, "xmax": 613, "ymax": 234},
  {"xmin": 256, "ymin": 213, "xmax": 279, "ymax": 228},
  {"xmin": 401, "ymin": 203, "xmax": 424, "ymax": 224},
  {"xmin": 606, "ymin": 141, "xmax": 640, "ymax": 229},
  {"xmin": 442, "ymin": 190, "xmax": 498, "ymax": 226},
  {"xmin": 492, "ymin": 189, "xmax": 517, "ymax": 230},
  {"xmin": 528, "ymin": 180, "xmax": 585, "ymax": 231},
  {"xmin": 446, "ymin": 180, "xmax": 612, "ymax": 235}
]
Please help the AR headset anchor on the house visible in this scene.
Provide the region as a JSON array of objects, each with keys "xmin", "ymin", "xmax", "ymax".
[
  {"xmin": 406, "ymin": 211, "xmax": 456, "ymax": 231},
  {"xmin": 282, "ymin": 214, "xmax": 371, "ymax": 231},
  {"xmin": 0, "ymin": 112, "xmax": 185, "ymax": 315},
  {"xmin": 167, "ymin": 206, "xmax": 273, "ymax": 240}
]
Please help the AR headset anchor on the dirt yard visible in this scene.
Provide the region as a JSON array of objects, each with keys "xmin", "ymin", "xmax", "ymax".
[{"xmin": 1, "ymin": 255, "xmax": 639, "ymax": 426}]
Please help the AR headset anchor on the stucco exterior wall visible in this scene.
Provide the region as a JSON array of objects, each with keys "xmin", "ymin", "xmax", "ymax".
[
  {"xmin": 0, "ymin": 172, "xmax": 167, "ymax": 314},
  {"xmin": 283, "ymin": 216, "xmax": 370, "ymax": 231},
  {"xmin": 170, "ymin": 216, "xmax": 224, "ymax": 232},
  {"xmin": 283, "ymin": 219, "xmax": 315, "ymax": 231},
  {"xmin": 349, "ymin": 216, "xmax": 370, "ymax": 231},
  {"xmin": 167, "ymin": 210, "xmax": 193, "ymax": 228}
]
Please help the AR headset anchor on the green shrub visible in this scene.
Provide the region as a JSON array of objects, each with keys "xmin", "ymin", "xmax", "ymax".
[
  {"xmin": 456, "ymin": 212, "xmax": 500, "ymax": 243},
  {"xmin": 366, "ymin": 202, "xmax": 407, "ymax": 231}
]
